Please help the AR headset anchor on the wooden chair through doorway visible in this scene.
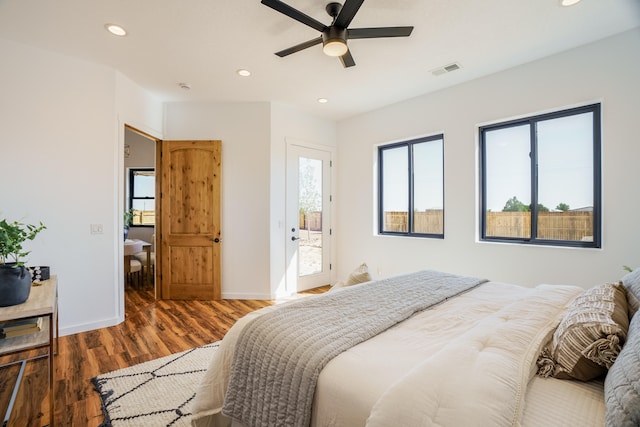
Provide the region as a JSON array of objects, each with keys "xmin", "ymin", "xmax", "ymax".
[{"xmin": 124, "ymin": 240, "xmax": 144, "ymax": 288}]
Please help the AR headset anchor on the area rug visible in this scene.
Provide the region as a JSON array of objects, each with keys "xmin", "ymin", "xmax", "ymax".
[{"xmin": 92, "ymin": 342, "xmax": 219, "ymax": 427}]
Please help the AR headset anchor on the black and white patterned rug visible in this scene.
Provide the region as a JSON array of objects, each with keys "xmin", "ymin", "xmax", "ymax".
[{"xmin": 92, "ymin": 342, "xmax": 219, "ymax": 427}]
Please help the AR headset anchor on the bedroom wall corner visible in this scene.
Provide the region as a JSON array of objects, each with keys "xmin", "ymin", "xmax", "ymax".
[
  {"xmin": 0, "ymin": 38, "xmax": 163, "ymax": 336},
  {"xmin": 335, "ymin": 29, "xmax": 640, "ymax": 289}
]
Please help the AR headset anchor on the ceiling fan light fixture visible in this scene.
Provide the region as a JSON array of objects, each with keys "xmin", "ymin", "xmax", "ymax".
[
  {"xmin": 322, "ymin": 26, "xmax": 348, "ymax": 57},
  {"xmin": 323, "ymin": 39, "xmax": 348, "ymax": 57}
]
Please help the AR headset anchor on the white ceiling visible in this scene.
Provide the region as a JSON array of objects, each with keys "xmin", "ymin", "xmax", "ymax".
[{"xmin": 0, "ymin": 0, "xmax": 638, "ymax": 121}]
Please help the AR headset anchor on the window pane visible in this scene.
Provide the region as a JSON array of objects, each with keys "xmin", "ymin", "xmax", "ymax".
[
  {"xmin": 381, "ymin": 146, "xmax": 408, "ymax": 233},
  {"xmin": 537, "ymin": 112, "xmax": 594, "ymax": 241},
  {"xmin": 131, "ymin": 200, "xmax": 155, "ymax": 225},
  {"xmin": 298, "ymin": 157, "xmax": 323, "ymax": 277},
  {"xmin": 484, "ymin": 125, "xmax": 531, "ymax": 238},
  {"xmin": 130, "ymin": 169, "xmax": 155, "ymax": 226},
  {"xmin": 413, "ymin": 138, "xmax": 443, "ymax": 234},
  {"xmin": 132, "ymin": 172, "xmax": 155, "ymax": 198}
]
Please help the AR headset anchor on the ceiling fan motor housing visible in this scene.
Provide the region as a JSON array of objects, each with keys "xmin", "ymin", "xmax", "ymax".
[
  {"xmin": 323, "ymin": 26, "xmax": 347, "ymax": 45},
  {"xmin": 322, "ymin": 26, "xmax": 348, "ymax": 57}
]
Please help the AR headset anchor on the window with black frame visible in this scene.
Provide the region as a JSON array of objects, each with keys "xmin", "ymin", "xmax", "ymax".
[
  {"xmin": 128, "ymin": 168, "xmax": 155, "ymax": 226},
  {"xmin": 479, "ymin": 103, "xmax": 601, "ymax": 247},
  {"xmin": 378, "ymin": 134, "xmax": 444, "ymax": 238}
]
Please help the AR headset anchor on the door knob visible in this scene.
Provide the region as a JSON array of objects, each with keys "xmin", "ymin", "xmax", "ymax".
[
  {"xmin": 291, "ymin": 236, "xmax": 300, "ymax": 241},
  {"xmin": 213, "ymin": 238, "xmax": 221, "ymax": 243}
]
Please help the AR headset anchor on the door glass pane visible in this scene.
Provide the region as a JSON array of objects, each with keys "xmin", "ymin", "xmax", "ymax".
[
  {"xmin": 412, "ymin": 138, "xmax": 443, "ymax": 234},
  {"xmin": 537, "ymin": 112, "xmax": 594, "ymax": 241},
  {"xmin": 381, "ymin": 146, "xmax": 408, "ymax": 232},
  {"xmin": 484, "ymin": 125, "xmax": 531, "ymax": 238},
  {"xmin": 298, "ymin": 157, "xmax": 323, "ymax": 277}
]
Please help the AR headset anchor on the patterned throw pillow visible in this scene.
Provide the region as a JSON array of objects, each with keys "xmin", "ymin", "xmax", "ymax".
[{"xmin": 537, "ymin": 282, "xmax": 630, "ymax": 381}]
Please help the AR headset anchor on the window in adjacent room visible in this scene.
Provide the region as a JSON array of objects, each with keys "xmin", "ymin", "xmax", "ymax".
[
  {"xmin": 128, "ymin": 168, "xmax": 155, "ymax": 226},
  {"xmin": 479, "ymin": 103, "xmax": 601, "ymax": 247},
  {"xmin": 378, "ymin": 134, "xmax": 444, "ymax": 238}
]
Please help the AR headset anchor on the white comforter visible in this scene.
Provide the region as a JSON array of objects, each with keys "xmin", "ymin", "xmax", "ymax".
[{"xmin": 192, "ymin": 281, "xmax": 584, "ymax": 427}]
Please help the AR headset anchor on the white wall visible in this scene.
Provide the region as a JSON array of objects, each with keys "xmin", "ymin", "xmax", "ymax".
[
  {"xmin": 0, "ymin": 38, "xmax": 163, "ymax": 335},
  {"xmin": 163, "ymin": 102, "xmax": 272, "ymax": 298},
  {"xmin": 335, "ymin": 29, "xmax": 640, "ymax": 289}
]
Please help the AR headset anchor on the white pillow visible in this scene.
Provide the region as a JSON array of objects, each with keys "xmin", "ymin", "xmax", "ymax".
[{"xmin": 329, "ymin": 263, "xmax": 372, "ymax": 292}]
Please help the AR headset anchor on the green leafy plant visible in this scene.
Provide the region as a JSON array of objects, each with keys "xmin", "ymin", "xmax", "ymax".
[
  {"xmin": 623, "ymin": 265, "xmax": 634, "ymax": 273},
  {"xmin": 124, "ymin": 208, "xmax": 134, "ymax": 228},
  {"xmin": 0, "ymin": 219, "xmax": 46, "ymax": 266}
]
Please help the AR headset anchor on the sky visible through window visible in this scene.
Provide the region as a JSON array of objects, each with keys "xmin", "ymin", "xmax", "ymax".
[
  {"xmin": 381, "ymin": 112, "xmax": 593, "ymax": 214},
  {"xmin": 485, "ymin": 112, "xmax": 593, "ymax": 212},
  {"xmin": 131, "ymin": 173, "xmax": 155, "ymax": 212},
  {"xmin": 382, "ymin": 138, "xmax": 444, "ymax": 212}
]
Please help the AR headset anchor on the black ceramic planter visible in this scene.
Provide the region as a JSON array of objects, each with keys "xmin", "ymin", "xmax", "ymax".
[{"xmin": 0, "ymin": 264, "xmax": 32, "ymax": 307}]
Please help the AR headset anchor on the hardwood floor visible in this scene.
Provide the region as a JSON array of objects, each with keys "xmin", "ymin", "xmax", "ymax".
[{"xmin": 0, "ymin": 285, "xmax": 328, "ymax": 426}]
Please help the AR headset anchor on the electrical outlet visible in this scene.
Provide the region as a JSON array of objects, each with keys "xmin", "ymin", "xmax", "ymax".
[{"xmin": 90, "ymin": 224, "xmax": 104, "ymax": 234}]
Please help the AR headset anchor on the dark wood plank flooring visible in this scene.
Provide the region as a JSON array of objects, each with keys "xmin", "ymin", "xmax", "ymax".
[{"xmin": 0, "ymin": 285, "xmax": 328, "ymax": 426}]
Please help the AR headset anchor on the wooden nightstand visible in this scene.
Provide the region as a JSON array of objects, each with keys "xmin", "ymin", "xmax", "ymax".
[{"xmin": 0, "ymin": 276, "xmax": 58, "ymax": 427}]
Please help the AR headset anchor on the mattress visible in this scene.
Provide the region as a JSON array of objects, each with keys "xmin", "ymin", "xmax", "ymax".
[{"xmin": 521, "ymin": 376, "xmax": 604, "ymax": 427}]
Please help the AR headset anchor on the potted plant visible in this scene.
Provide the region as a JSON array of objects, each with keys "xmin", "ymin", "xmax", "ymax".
[
  {"xmin": 124, "ymin": 208, "xmax": 134, "ymax": 241},
  {"xmin": 0, "ymin": 218, "xmax": 46, "ymax": 306}
]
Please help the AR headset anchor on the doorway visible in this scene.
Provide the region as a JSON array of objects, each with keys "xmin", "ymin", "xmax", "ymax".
[
  {"xmin": 123, "ymin": 126, "xmax": 158, "ymax": 298},
  {"xmin": 286, "ymin": 143, "xmax": 333, "ymax": 292}
]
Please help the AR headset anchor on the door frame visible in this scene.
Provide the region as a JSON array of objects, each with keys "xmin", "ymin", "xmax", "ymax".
[{"xmin": 285, "ymin": 139, "xmax": 337, "ymax": 293}]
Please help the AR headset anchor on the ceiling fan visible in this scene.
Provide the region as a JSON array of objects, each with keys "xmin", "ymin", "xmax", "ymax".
[{"xmin": 261, "ymin": 0, "xmax": 414, "ymax": 68}]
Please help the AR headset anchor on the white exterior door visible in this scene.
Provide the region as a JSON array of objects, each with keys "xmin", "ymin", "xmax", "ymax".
[{"xmin": 286, "ymin": 143, "xmax": 332, "ymax": 292}]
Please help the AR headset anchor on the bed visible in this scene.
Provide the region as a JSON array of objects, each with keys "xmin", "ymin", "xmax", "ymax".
[{"xmin": 191, "ymin": 268, "xmax": 640, "ymax": 427}]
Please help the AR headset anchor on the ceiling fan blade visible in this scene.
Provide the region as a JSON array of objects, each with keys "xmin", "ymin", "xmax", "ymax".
[
  {"xmin": 334, "ymin": 0, "xmax": 365, "ymax": 28},
  {"xmin": 348, "ymin": 26, "xmax": 414, "ymax": 39},
  {"xmin": 275, "ymin": 36, "xmax": 323, "ymax": 57},
  {"xmin": 340, "ymin": 49, "xmax": 356, "ymax": 68},
  {"xmin": 261, "ymin": 0, "xmax": 327, "ymax": 33}
]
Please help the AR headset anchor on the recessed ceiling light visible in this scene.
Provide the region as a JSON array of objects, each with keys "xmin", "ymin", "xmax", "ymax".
[
  {"xmin": 561, "ymin": 0, "xmax": 582, "ymax": 6},
  {"xmin": 237, "ymin": 69, "xmax": 251, "ymax": 77},
  {"xmin": 317, "ymin": 98, "xmax": 329, "ymax": 104},
  {"xmin": 105, "ymin": 23, "xmax": 127, "ymax": 36}
]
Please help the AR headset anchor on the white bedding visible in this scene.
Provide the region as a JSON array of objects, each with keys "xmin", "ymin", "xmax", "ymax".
[{"xmin": 192, "ymin": 280, "xmax": 603, "ymax": 427}]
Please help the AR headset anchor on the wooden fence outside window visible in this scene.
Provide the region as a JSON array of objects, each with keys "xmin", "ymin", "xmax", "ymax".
[{"xmin": 381, "ymin": 210, "xmax": 593, "ymax": 241}]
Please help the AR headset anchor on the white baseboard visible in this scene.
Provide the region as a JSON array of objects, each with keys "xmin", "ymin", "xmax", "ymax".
[{"xmin": 59, "ymin": 314, "xmax": 124, "ymax": 337}]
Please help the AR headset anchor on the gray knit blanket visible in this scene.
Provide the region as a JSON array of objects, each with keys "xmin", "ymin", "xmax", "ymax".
[{"xmin": 221, "ymin": 270, "xmax": 487, "ymax": 427}]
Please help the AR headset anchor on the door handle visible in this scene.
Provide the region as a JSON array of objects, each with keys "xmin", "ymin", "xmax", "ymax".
[
  {"xmin": 291, "ymin": 236, "xmax": 300, "ymax": 241},
  {"xmin": 213, "ymin": 238, "xmax": 221, "ymax": 243}
]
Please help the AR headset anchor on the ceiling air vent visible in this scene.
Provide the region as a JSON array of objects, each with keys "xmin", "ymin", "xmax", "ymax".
[{"xmin": 431, "ymin": 62, "xmax": 461, "ymax": 76}]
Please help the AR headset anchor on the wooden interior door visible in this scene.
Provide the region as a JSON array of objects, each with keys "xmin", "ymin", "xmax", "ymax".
[{"xmin": 159, "ymin": 140, "xmax": 221, "ymax": 300}]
